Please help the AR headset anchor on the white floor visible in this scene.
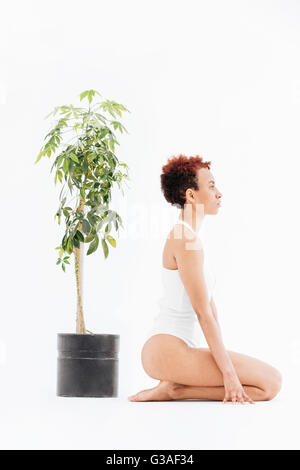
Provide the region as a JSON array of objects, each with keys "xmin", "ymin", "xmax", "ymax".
[{"xmin": 0, "ymin": 379, "xmax": 298, "ymax": 450}]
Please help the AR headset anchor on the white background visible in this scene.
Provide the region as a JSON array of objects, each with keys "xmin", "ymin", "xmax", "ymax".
[{"xmin": 1, "ymin": 0, "xmax": 300, "ymax": 450}]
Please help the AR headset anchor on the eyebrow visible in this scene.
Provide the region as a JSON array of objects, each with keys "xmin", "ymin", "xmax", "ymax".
[{"xmin": 209, "ymin": 180, "xmax": 215, "ymax": 184}]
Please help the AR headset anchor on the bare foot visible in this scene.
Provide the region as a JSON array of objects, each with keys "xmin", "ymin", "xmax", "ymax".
[{"xmin": 128, "ymin": 381, "xmax": 175, "ymax": 402}]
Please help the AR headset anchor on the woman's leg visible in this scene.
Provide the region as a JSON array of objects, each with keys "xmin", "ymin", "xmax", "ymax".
[
  {"xmin": 128, "ymin": 335, "xmax": 282, "ymax": 402},
  {"xmin": 168, "ymin": 383, "xmax": 268, "ymax": 401},
  {"xmin": 128, "ymin": 382, "xmax": 267, "ymax": 402}
]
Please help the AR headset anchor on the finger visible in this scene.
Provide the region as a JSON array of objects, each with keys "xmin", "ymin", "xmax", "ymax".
[
  {"xmin": 242, "ymin": 391, "xmax": 254, "ymax": 403},
  {"xmin": 242, "ymin": 393, "xmax": 253, "ymax": 404},
  {"xmin": 223, "ymin": 393, "xmax": 230, "ymax": 404},
  {"xmin": 237, "ymin": 394, "xmax": 244, "ymax": 404},
  {"xmin": 237, "ymin": 394, "xmax": 245, "ymax": 404},
  {"xmin": 240, "ymin": 387, "xmax": 254, "ymax": 405},
  {"xmin": 244, "ymin": 393, "xmax": 255, "ymax": 404},
  {"xmin": 231, "ymin": 395, "xmax": 237, "ymax": 404}
]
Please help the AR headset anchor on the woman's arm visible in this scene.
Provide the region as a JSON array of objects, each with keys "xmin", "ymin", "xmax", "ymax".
[
  {"xmin": 174, "ymin": 234, "xmax": 236, "ymax": 377},
  {"xmin": 210, "ymin": 296, "xmax": 218, "ymax": 323}
]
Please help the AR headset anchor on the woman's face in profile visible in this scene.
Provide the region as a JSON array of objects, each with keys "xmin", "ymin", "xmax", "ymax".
[{"xmin": 193, "ymin": 168, "xmax": 222, "ymax": 215}]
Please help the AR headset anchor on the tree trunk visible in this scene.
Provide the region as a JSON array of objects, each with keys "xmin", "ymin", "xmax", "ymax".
[{"xmin": 74, "ymin": 195, "xmax": 86, "ymax": 334}]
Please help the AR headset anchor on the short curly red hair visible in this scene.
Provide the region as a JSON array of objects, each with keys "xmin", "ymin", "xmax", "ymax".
[{"xmin": 160, "ymin": 154, "xmax": 211, "ymax": 209}]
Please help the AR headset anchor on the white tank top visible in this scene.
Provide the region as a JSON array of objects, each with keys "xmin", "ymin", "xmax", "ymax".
[
  {"xmin": 145, "ymin": 218, "xmax": 216, "ymax": 347},
  {"xmin": 158, "ymin": 219, "xmax": 216, "ymax": 313}
]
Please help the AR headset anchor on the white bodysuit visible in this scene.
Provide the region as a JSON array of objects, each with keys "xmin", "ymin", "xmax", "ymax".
[{"xmin": 145, "ymin": 219, "xmax": 216, "ymax": 348}]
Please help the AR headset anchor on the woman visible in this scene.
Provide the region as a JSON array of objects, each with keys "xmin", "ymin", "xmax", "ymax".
[{"xmin": 128, "ymin": 155, "xmax": 282, "ymax": 404}]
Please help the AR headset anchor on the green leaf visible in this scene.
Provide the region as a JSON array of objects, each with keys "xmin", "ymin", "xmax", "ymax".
[
  {"xmin": 56, "ymin": 258, "xmax": 61, "ymax": 264},
  {"xmin": 73, "ymin": 177, "xmax": 81, "ymax": 189},
  {"xmin": 35, "ymin": 150, "xmax": 44, "ymax": 163},
  {"xmin": 87, "ymin": 152, "xmax": 97, "ymax": 163},
  {"xmin": 70, "ymin": 153, "xmax": 80, "ymax": 164},
  {"xmin": 101, "ymin": 238, "xmax": 109, "ymax": 258},
  {"xmin": 62, "ymin": 234, "xmax": 67, "ymax": 249},
  {"xmin": 56, "ymin": 154, "xmax": 64, "ymax": 166},
  {"xmin": 66, "ymin": 237, "xmax": 73, "ymax": 254},
  {"xmin": 67, "ymin": 178, "xmax": 73, "ymax": 195},
  {"xmin": 79, "ymin": 90, "xmax": 89, "ymax": 101},
  {"xmin": 75, "ymin": 230, "xmax": 85, "ymax": 242},
  {"xmin": 63, "ymin": 158, "xmax": 69, "ymax": 174},
  {"xmin": 73, "ymin": 237, "xmax": 80, "ymax": 248},
  {"xmin": 87, "ymin": 213, "xmax": 97, "ymax": 226},
  {"xmin": 82, "ymin": 158, "xmax": 88, "ymax": 173},
  {"xmin": 82, "ymin": 219, "xmax": 91, "ymax": 234},
  {"xmin": 87, "ymin": 235, "xmax": 99, "ymax": 255},
  {"xmin": 84, "ymin": 233, "xmax": 94, "ymax": 243},
  {"xmin": 88, "ymin": 90, "xmax": 95, "ymax": 104},
  {"xmin": 106, "ymin": 235, "xmax": 116, "ymax": 247},
  {"xmin": 62, "ymin": 264, "xmax": 66, "ymax": 272}
]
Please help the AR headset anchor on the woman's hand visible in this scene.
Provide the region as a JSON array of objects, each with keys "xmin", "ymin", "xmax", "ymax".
[{"xmin": 222, "ymin": 372, "xmax": 255, "ymax": 404}]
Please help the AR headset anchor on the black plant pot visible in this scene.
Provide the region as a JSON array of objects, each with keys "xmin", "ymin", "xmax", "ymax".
[{"xmin": 57, "ymin": 334, "xmax": 120, "ymax": 397}]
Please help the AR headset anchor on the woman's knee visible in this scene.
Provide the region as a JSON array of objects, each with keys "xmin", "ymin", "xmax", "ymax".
[
  {"xmin": 230, "ymin": 351, "xmax": 282, "ymax": 401},
  {"xmin": 263, "ymin": 367, "xmax": 282, "ymax": 401}
]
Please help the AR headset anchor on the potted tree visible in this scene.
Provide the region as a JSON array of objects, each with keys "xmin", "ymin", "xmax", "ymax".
[{"xmin": 35, "ymin": 89, "xmax": 130, "ymax": 397}]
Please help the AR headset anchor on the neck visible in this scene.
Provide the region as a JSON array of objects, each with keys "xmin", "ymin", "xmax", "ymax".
[{"xmin": 179, "ymin": 205, "xmax": 205, "ymax": 233}]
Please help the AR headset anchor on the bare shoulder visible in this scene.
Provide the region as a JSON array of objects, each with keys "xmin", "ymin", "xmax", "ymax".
[{"xmin": 172, "ymin": 226, "xmax": 204, "ymax": 257}]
